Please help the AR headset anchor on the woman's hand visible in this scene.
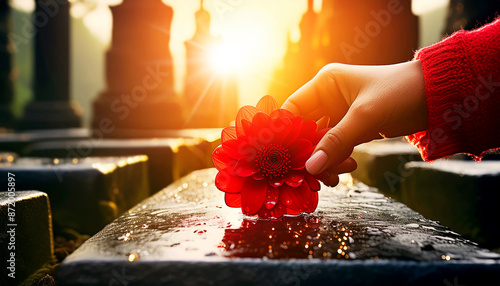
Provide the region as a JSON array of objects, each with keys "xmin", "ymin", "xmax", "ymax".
[{"xmin": 282, "ymin": 60, "xmax": 427, "ymax": 186}]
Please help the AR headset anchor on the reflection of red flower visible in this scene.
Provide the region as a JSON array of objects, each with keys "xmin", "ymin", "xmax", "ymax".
[{"xmin": 212, "ymin": 96, "xmax": 329, "ymax": 219}]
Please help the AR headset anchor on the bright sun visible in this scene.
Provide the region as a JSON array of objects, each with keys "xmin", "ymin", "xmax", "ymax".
[{"xmin": 209, "ymin": 42, "xmax": 242, "ymax": 73}]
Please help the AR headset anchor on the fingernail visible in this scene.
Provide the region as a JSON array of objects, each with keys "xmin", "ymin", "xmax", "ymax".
[{"xmin": 305, "ymin": 150, "xmax": 328, "ymax": 174}]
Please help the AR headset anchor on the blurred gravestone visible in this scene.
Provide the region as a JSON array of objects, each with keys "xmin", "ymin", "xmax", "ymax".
[
  {"xmin": 23, "ymin": 130, "xmax": 220, "ymax": 193},
  {"xmin": 0, "ymin": 191, "xmax": 53, "ymax": 285},
  {"xmin": 92, "ymin": 0, "xmax": 183, "ymax": 135},
  {"xmin": 17, "ymin": 0, "xmax": 81, "ymax": 130},
  {"xmin": 0, "ymin": 156, "xmax": 150, "ymax": 235}
]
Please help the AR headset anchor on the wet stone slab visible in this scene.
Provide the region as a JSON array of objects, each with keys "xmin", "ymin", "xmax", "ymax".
[
  {"xmin": 24, "ymin": 132, "xmax": 220, "ymax": 193},
  {"xmin": 401, "ymin": 160, "xmax": 500, "ymax": 249},
  {"xmin": 0, "ymin": 191, "xmax": 53, "ymax": 285},
  {"xmin": 57, "ymin": 169, "xmax": 500, "ymax": 286},
  {"xmin": 0, "ymin": 156, "xmax": 150, "ymax": 235}
]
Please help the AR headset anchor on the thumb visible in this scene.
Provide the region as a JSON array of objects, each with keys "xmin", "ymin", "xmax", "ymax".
[{"xmin": 306, "ymin": 107, "xmax": 375, "ymax": 175}]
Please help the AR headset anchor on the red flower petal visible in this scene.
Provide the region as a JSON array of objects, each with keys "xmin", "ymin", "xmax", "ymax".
[
  {"xmin": 256, "ymin": 95, "xmax": 279, "ymax": 115},
  {"xmin": 288, "ymin": 139, "xmax": 313, "ymax": 169},
  {"xmin": 241, "ymin": 180, "xmax": 267, "ymax": 215},
  {"xmin": 268, "ymin": 117, "xmax": 292, "ymax": 144},
  {"xmin": 305, "ymin": 174, "xmax": 321, "ymax": 192},
  {"xmin": 290, "ymin": 147, "xmax": 314, "ymax": 170},
  {"xmin": 314, "ymin": 128, "xmax": 330, "ymax": 145},
  {"xmin": 280, "ymin": 183, "xmax": 311, "ymax": 212},
  {"xmin": 251, "ymin": 112, "xmax": 271, "ymax": 130},
  {"xmin": 222, "ymin": 126, "xmax": 237, "ymax": 143},
  {"xmin": 282, "ymin": 117, "xmax": 303, "ymax": 145},
  {"xmin": 288, "ymin": 139, "xmax": 312, "ymax": 158},
  {"xmin": 241, "ymin": 119, "xmax": 254, "ymax": 137},
  {"xmin": 268, "ymin": 177, "xmax": 284, "ymax": 187},
  {"xmin": 257, "ymin": 201, "xmax": 285, "ymax": 219},
  {"xmin": 215, "ymin": 170, "xmax": 231, "ymax": 191},
  {"xmin": 236, "ymin": 106, "xmax": 260, "ymax": 136},
  {"xmin": 285, "ymin": 208, "xmax": 301, "ymax": 216},
  {"xmin": 298, "ymin": 120, "xmax": 317, "ymax": 141},
  {"xmin": 212, "ymin": 145, "xmax": 231, "ymax": 171},
  {"xmin": 316, "ymin": 116, "xmax": 330, "ymax": 130},
  {"xmin": 222, "ymin": 139, "xmax": 256, "ymax": 160},
  {"xmin": 215, "ymin": 171, "xmax": 245, "ymax": 193},
  {"xmin": 253, "ymin": 172, "xmax": 265, "ymax": 180},
  {"xmin": 265, "ymin": 185, "xmax": 279, "ymax": 209},
  {"xmin": 306, "ymin": 191, "xmax": 319, "ymax": 212},
  {"xmin": 284, "ymin": 172, "xmax": 304, "ymax": 187},
  {"xmin": 235, "ymin": 158, "xmax": 257, "ymax": 177},
  {"xmin": 225, "ymin": 193, "xmax": 242, "ymax": 208}
]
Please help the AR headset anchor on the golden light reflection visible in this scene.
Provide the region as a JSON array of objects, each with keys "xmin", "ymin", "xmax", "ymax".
[
  {"xmin": 220, "ymin": 216, "xmax": 357, "ymax": 260},
  {"xmin": 128, "ymin": 253, "xmax": 139, "ymax": 262}
]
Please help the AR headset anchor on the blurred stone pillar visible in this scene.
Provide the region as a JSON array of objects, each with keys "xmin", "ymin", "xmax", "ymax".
[
  {"xmin": 183, "ymin": 0, "xmax": 238, "ymax": 128},
  {"xmin": 18, "ymin": 0, "xmax": 82, "ymax": 130},
  {"xmin": 318, "ymin": 0, "xmax": 418, "ymax": 65},
  {"xmin": 92, "ymin": 0, "xmax": 183, "ymax": 136},
  {"xmin": 0, "ymin": 0, "xmax": 14, "ymax": 128}
]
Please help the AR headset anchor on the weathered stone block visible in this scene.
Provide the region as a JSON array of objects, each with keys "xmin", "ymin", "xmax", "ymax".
[
  {"xmin": 56, "ymin": 169, "xmax": 500, "ymax": 286},
  {"xmin": 0, "ymin": 191, "xmax": 53, "ymax": 285},
  {"xmin": 351, "ymin": 139, "xmax": 421, "ymax": 200},
  {"xmin": 24, "ymin": 130, "xmax": 220, "ymax": 192},
  {"xmin": 401, "ymin": 160, "xmax": 500, "ymax": 248},
  {"xmin": 0, "ymin": 156, "xmax": 150, "ymax": 235},
  {"xmin": 0, "ymin": 128, "xmax": 89, "ymax": 154}
]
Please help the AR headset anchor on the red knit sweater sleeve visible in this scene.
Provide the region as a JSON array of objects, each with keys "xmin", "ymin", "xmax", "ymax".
[{"xmin": 406, "ymin": 19, "xmax": 500, "ymax": 161}]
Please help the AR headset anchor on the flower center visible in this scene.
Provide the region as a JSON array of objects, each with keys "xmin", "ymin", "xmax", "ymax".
[{"xmin": 255, "ymin": 144, "xmax": 291, "ymax": 179}]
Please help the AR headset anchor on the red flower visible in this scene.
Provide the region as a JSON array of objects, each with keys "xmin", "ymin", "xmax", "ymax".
[{"xmin": 212, "ymin": 95, "xmax": 329, "ymax": 219}]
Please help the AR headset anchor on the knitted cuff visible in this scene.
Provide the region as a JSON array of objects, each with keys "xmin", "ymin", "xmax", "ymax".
[{"xmin": 407, "ymin": 19, "xmax": 500, "ymax": 161}]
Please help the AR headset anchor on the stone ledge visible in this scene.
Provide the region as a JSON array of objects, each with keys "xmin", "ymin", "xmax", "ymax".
[
  {"xmin": 0, "ymin": 191, "xmax": 53, "ymax": 285},
  {"xmin": 0, "ymin": 128, "xmax": 89, "ymax": 154},
  {"xmin": 24, "ymin": 134, "xmax": 220, "ymax": 192},
  {"xmin": 57, "ymin": 169, "xmax": 500, "ymax": 286},
  {"xmin": 0, "ymin": 156, "xmax": 150, "ymax": 235},
  {"xmin": 401, "ymin": 160, "xmax": 500, "ymax": 248}
]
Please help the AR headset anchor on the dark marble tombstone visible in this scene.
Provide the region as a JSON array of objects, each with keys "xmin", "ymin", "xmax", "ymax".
[
  {"xmin": 18, "ymin": 0, "xmax": 82, "ymax": 130},
  {"xmin": 92, "ymin": 0, "xmax": 184, "ymax": 135},
  {"xmin": 183, "ymin": 0, "xmax": 238, "ymax": 128},
  {"xmin": 0, "ymin": 191, "xmax": 53, "ymax": 285}
]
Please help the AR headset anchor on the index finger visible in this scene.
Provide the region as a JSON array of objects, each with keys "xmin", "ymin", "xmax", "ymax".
[{"xmin": 281, "ymin": 77, "xmax": 323, "ymax": 120}]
